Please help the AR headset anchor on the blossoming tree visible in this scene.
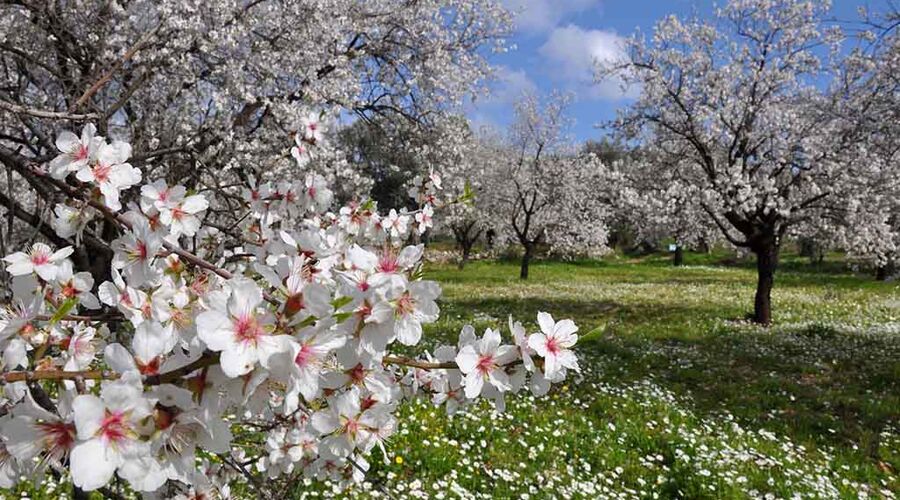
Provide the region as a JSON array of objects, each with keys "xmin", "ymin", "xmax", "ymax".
[
  {"xmin": 0, "ymin": 0, "xmax": 512, "ymax": 278},
  {"xmin": 819, "ymin": 7, "xmax": 900, "ymax": 277},
  {"xmin": 0, "ymin": 1, "xmax": 588, "ymax": 496},
  {"xmin": 601, "ymin": 0, "xmax": 871, "ymax": 324},
  {"xmin": 606, "ymin": 155, "xmax": 721, "ymax": 265},
  {"xmin": 0, "ymin": 121, "xmax": 580, "ymax": 497},
  {"xmin": 485, "ymin": 93, "xmax": 611, "ymax": 279}
]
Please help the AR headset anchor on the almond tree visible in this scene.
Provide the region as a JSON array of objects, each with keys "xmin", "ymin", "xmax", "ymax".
[
  {"xmin": 0, "ymin": 117, "xmax": 581, "ymax": 498},
  {"xmin": 486, "ymin": 92, "xmax": 611, "ymax": 279},
  {"xmin": 0, "ymin": 3, "xmax": 591, "ymax": 496},
  {"xmin": 0, "ymin": 0, "xmax": 512, "ymax": 282},
  {"xmin": 602, "ymin": 0, "xmax": 867, "ymax": 324},
  {"xmin": 822, "ymin": 7, "xmax": 900, "ymax": 277},
  {"xmin": 607, "ymin": 154, "xmax": 721, "ymax": 265},
  {"xmin": 436, "ymin": 127, "xmax": 495, "ymax": 269}
]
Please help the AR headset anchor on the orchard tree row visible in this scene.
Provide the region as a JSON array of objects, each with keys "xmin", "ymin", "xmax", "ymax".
[{"xmin": 431, "ymin": 1, "xmax": 900, "ymax": 326}]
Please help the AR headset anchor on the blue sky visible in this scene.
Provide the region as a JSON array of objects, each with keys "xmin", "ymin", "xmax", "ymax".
[{"xmin": 468, "ymin": 0, "xmax": 890, "ymax": 143}]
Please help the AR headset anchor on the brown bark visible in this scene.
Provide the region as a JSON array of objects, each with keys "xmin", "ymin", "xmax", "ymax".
[
  {"xmin": 752, "ymin": 242, "xmax": 778, "ymax": 325},
  {"xmin": 520, "ymin": 244, "xmax": 533, "ymax": 280},
  {"xmin": 673, "ymin": 245, "xmax": 684, "ymax": 266}
]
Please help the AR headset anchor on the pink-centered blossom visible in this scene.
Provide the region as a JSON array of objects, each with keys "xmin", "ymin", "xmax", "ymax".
[
  {"xmin": 527, "ymin": 311, "xmax": 579, "ymax": 378},
  {"xmin": 196, "ymin": 279, "xmax": 283, "ymax": 377},
  {"xmin": 455, "ymin": 327, "xmax": 517, "ymax": 398}
]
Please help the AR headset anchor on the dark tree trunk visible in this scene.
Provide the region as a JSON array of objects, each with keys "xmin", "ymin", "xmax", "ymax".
[
  {"xmin": 520, "ymin": 244, "xmax": 533, "ymax": 280},
  {"xmin": 697, "ymin": 237, "xmax": 711, "ymax": 254},
  {"xmin": 458, "ymin": 243, "xmax": 471, "ymax": 270},
  {"xmin": 673, "ymin": 245, "xmax": 684, "ymax": 266},
  {"xmin": 453, "ymin": 222, "xmax": 480, "ymax": 270},
  {"xmin": 876, "ymin": 261, "xmax": 895, "ymax": 281},
  {"xmin": 752, "ymin": 242, "xmax": 779, "ymax": 325}
]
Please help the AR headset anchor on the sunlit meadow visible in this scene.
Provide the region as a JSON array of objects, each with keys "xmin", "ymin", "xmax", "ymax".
[
  {"xmin": 8, "ymin": 251, "xmax": 899, "ymax": 500},
  {"xmin": 312, "ymin": 250, "xmax": 899, "ymax": 499}
]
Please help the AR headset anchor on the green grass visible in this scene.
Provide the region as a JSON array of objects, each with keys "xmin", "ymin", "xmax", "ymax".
[
  {"xmin": 12, "ymin": 252, "xmax": 899, "ymax": 499},
  {"xmin": 329, "ymin": 252, "xmax": 900, "ymax": 499}
]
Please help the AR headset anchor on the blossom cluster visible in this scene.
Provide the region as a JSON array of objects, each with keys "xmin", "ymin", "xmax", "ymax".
[{"xmin": 0, "ymin": 117, "xmax": 578, "ymax": 495}]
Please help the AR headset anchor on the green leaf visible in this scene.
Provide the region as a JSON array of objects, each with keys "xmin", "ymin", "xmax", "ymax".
[
  {"xmin": 293, "ymin": 315, "xmax": 318, "ymax": 328},
  {"xmin": 458, "ymin": 180, "xmax": 475, "ymax": 206},
  {"xmin": 331, "ymin": 295, "xmax": 354, "ymax": 311},
  {"xmin": 49, "ymin": 298, "xmax": 78, "ymax": 326},
  {"xmin": 581, "ymin": 323, "xmax": 607, "ymax": 341},
  {"xmin": 332, "ymin": 311, "xmax": 354, "ymax": 323}
]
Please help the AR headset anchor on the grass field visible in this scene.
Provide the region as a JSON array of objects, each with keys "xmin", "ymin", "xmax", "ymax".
[
  {"xmin": 11, "ymin": 252, "xmax": 899, "ymax": 499},
  {"xmin": 324, "ymin": 251, "xmax": 900, "ymax": 499}
]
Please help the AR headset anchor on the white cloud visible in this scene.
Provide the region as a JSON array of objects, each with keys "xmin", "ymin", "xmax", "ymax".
[
  {"xmin": 538, "ymin": 24, "xmax": 638, "ymax": 101},
  {"xmin": 466, "ymin": 65, "xmax": 538, "ymax": 132},
  {"xmin": 490, "ymin": 66, "xmax": 538, "ymax": 103},
  {"xmin": 504, "ymin": 0, "xmax": 601, "ymax": 34}
]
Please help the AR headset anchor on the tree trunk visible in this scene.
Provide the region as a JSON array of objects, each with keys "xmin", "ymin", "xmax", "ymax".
[
  {"xmin": 672, "ymin": 245, "xmax": 684, "ymax": 266},
  {"xmin": 876, "ymin": 260, "xmax": 895, "ymax": 281},
  {"xmin": 697, "ymin": 237, "xmax": 711, "ymax": 254},
  {"xmin": 752, "ymin": 242, "xmax": 778, "ymax": 325},
  {"xmin": 520, "ymin": 244, "xmax": 533, "ymax": 280},
  {"xmin": 458, "ymin": 243, "xmax": 471, "ymax": 270}
]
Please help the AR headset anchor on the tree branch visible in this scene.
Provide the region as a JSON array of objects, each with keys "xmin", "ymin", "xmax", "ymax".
[{"xmin": 0, "ymin": 100, "xmax": 100, "ymax": 121}]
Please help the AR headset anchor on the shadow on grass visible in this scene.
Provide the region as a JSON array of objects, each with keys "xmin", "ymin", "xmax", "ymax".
[
  {"xmin": 436, "ymin": 297, "xmax": 619, "ymax": 335},
  {"xmin": 435, "ymin": 292, "xmax": 899, "ymax": 474},
  {"xmin": 429, "ymin": 255, "xmax": 899, "ymax": 476},
  {"xmin": 581, "ymin": 325, "xmax": 900, "ymax": 472}
]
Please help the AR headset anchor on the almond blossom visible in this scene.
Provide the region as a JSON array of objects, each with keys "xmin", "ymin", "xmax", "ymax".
[
  {"xmin": 311, "ymin": 387, "xmax": 388, "ymax": 458},
  {"xmin": 159, "ymin": 193, "xmax": 209, "ymax": 238},
  {"xmin": 414, "ymin": 204, "xmax": 434, "ymax": 234},
  {"xmin": 1, "ymin": 392, "xmax": 76, "ymax": 474},
  {"xmin": 299, "ymin": 112, "xmax": 327, "ymax": 145},
  {"xmin": 455, "ymin": 327, "xmax": 518, "ymax": 398},
  {"xmin": 383, "ymin": 209, "xmax": 410, "ymax": 240},
  {"xmin": 52, "ymin": 203, "xmax": 89, "ymax": 240},
  {"xmin": 61, "ymin": 324, "xmax": 101, "ymax": 371},
  {"xmin": 48, "ymin": 124, "xmax": 99, "ymax": 180},
  {"xmin": 2, "ymin": 243, "xmax": 73, "ymax": 281},
  {"xmin": 0, "ymin": 116, "xmax": 580, "ymax": 496},
  {"xmin": 74, "ymin": 140, "xmax": 141, "ymax": 212},
  {"xmin": 374, "ymin": 280, "xmax": 441, "ymax": 346},
  {"xmin": 70, "ymin": 373, "xmax": 156, "ymax": 491},
  {"xmin": 272, "ymin": 328, "xmax": 347, "ymax": 412},
  {"xmin": 528, "ymin": 312, "xmax": 579, "ymax": 379},
  {"xmin": 111, "ymin": 216, "xmax": 163, "ymax": 287},
  {"xmin": 53, "ymin": 261, "xmax": 100, "ymax": 309},
  {"xmin": 196, "ymin": 279, "xmax": 283, "ymax": 377}
]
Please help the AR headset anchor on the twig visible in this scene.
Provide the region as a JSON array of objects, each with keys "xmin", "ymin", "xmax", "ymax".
[
  {"xmin": 70, "ymin": 24, "xmax": 161, "ymax": 112},
  {"xmin": 28, "ymin": 165, "xmax": 289, "ymax": 306},
  {"xmin": 35, "ymin": 312, "xmax": 124, "ymax": 322},
  {"xmin": 382, "ymin": 355, "xmax": 458, "ymax": 370},
  {"xmin": 1, "ymin": 352, "xmax": 220, "ymax": 384},
  {"xmin": 218, "ymin": 453, "xmax": 271, "ymax": 500},
  {"xmin": 382, "ymin": 354, "xmax": 526, "ymax": 372},
  {"xmin": 0, "ymin": 100, "xmax": 100, "ymax": 121}
]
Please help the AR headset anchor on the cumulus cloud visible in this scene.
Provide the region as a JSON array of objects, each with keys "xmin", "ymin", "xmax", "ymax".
[
  {"xmin": 466, "ymin": 65, "xmax": 538, "ymax": 131},
  {"xmin": 490, "ymin": 66, "xmax": 538, "ymax": 103},
  {"xmin": 538, "ymin": 24, "xmax": 638, "ymax": 101},
  {"xmin": 504, "ymin": 0, "xmax": 601, "ymax": 34}
]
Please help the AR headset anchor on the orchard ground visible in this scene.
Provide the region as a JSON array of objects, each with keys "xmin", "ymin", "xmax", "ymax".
[
  {"xmin": 332, "ymin": 250, "xmax": 899, "ymax": 499},
  {"xmin": 17, "ymin": 251, "xmax": 900, "ymax": 499}
]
